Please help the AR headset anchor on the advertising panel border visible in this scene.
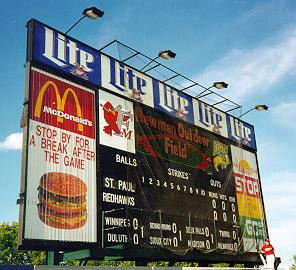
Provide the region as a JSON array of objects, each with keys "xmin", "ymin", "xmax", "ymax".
[{"xmin": 19, "ymin": 65, "xmax": 99, "ymax": 250}]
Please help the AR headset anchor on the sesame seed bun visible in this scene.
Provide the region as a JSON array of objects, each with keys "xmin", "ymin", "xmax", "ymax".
[{"xmin": 39, "ymin": 172, "xmax": 87, "ymax": 197}]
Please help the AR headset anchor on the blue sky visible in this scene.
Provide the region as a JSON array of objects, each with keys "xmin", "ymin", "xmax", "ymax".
[{"xmin": 0, "ymin": 0, "xmax": 295, "ymax": 267}]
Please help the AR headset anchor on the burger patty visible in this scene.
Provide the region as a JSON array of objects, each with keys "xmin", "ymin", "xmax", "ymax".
[
  {"xmin": 38, "ymin": 194, "xmax": 87, "ymax": 213},
  {"xmin": 38, "ymin": 211, "xmax": 87, "ymax": 229},
  {"xmin": 38, "ymin": 187, "xmax": 86, "ymax": 203},
  {"xmin": 38, "ymin": 204, "xmax": 86, "ymax": 217}
]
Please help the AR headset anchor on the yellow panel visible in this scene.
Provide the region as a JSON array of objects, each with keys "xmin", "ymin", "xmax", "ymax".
[{"xmin": 237, "ymin": 193, "xmax": 264, "ymax": 219}]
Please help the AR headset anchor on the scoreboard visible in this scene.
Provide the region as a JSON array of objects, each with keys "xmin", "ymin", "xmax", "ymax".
[
  {"xmin": 100, "ymin": 94, "xmax": 241, "ymax": 255},
  {"xmin": 19, "ymin": 19, "xmax": 267, "ymax": 264}
]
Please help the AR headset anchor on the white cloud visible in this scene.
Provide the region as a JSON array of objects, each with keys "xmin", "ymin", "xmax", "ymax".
[
  {"xmin": 0, "ymin": 132, "xmax": 23, "ymax": 151},
  {"xmin": 195, "ymin": 28, "xmax": 296, "ymax": 103},
  {"xmin": 261, "ymin": 171, "xmax": 296, "ymax": 268},
  {"xmin": 262, "ymin": 171, "xmax": 296, "ymax": 222},
  {"xmin": 271, "ymin": 100, "xmax": 296, "ymax": 129},
  {"xmin": 269, "ymin": 222, "xmax": 296, "ymax": 268}
]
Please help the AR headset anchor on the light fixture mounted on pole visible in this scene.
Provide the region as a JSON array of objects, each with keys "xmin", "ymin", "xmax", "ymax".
[
  {"xmin": 239, "ymin": 105, "xmax": 269, "ymax": 118},
  {"xmin": 141, "ymin": 49, "xmax": 176, "ymax": 72},
  {"xmin": 65, "ymin": 6, "xmax": 104, "ymax": 35},
  {"xmin": 213, "ymin": 82, "xmax": 228, "ymax": 89},
  {"xmin": 196, "ymin": 81, "xmax": 228, "ymax": 98},
  {"xmin": 158, "ymin": 50, "xmax": 176, "ymax": 60}
]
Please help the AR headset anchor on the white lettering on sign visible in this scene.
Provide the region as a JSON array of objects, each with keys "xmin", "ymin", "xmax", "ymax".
[
  {"xmin": 159, "ymin": 84, "xmax": 189, "ymax": 114},
  {"xmin": 43, "ymin": 27, "xmax": 94, "ymax": 72},
  {"xmin": 229, "ymin": 117, "xmax": 252, "ymax": 143}
]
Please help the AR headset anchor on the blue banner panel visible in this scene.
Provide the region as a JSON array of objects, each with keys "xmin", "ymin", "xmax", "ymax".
[
  {"xmin": 153, "ymin": 79, "xmax": 194, "ymax": 124},
  {"xmin": 0, "ymin": 267, "xmax": 33, "ymax": 270},
  {"xmin": 32, "ymin": 20, "xmax": 101, "ymax": 85},
  {"xmin": 226, "ymin": 115, "xmax": 257, "ymax": 150}
]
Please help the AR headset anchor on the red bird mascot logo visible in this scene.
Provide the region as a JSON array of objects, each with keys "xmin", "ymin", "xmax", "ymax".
[
  {"xmin": 101, "ymin": 102, "xmax": 132, "ymax": 136},
  {"xmin": 101, "ymin": 102, "xmax": 122, "ymax": 136}
]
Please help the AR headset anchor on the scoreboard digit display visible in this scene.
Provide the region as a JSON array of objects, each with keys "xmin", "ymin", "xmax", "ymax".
[{"xmin": 19, "ymin": 19, "xmax": 268, "ymax": 265}]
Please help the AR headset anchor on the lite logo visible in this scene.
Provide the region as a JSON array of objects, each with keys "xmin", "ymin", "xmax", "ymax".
[
  {"xmin": 228, "ymin": 117, "xmax": 252, "ymax": 145},
  {"xmin": 157, "ymin": 82, "xmax": 190, "ymax": 120},
  {"xmin": 34, "ymin": 80, "xmax": 92, "ymax": 132},
  {"xmin": 101, "ymin": 101, "xmax": 133, "ymax": 139},
  {"xmin": 109, "ymin": 58, "xmax": 147, "ymax": 98},
  {"xmin": 42, "ymin": 26, "xmax": 94, "ymax": 76},
  {"xmin": 197, "ymin": 101, "xmax": 224, "ymax": 133}
]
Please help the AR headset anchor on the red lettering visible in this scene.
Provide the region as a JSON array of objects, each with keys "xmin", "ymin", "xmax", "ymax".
[
  {"xmin": 64, "ymin": 155, "xmax": 85, "ymax": 170},
  {"xmin": 75, "ymin": 136, "xmax": 89, "ymax": 149},
  {"xmin": 122, "ymin": 129, "xmax": 132, "ymax": 139},
  {"xmin": 44, "ymin": 150, "xmax": 59, "ymax": 164},
  {"xmin": 61, "ymin": 132, "xmax": 71, "ymax": 143},
  {"xmin": 36, "ymin": 125, "xmax": 57, "ymax": 139},
  {"xmin": 29, "ymin": 135, "xmax": 35, "ymax": 146},
  {"xmin": 235, "ymin": 174, "xmax": 260, "ymax": 197}
]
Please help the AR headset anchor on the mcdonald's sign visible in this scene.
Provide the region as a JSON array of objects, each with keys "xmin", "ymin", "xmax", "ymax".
[{"xmin": 30, "ymin": 68, "xmax": 95, "ymax": 138}]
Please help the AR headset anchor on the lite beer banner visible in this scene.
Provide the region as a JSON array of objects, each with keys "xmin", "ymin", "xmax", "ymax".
[
  {"xmin": 24, "ymin": 68, "xmax": 97, "ymax": 242},
  {"xmin": 31, "ymin": 20, "xmax": 101, "ymax": 85},
  {"xmin": 153, "ymin": 79, "xmax": 194, "ymax": 124},
  {"xmin": 100, "ymin": 54, "xmax": 154, "ymax": 107},
  {"xmin": 227, "ymin": 115, "xmax": 257, "ymax": 150},
  {"xmin": 29, "ymin": 19, "xmax": 258, "ymax": 151},
  {"xmin": 193, "ymin": 99, "xmax": 228, "ymax": 138}
]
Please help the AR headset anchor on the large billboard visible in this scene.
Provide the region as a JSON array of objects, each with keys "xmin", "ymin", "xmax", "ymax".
[{"xmin": 19, "ymin": 19, "xmax": 267, "ymax": 263}]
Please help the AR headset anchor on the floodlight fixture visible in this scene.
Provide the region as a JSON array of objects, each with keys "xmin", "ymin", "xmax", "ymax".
[
  {"xmin": 83, "ymin": 7, "xmax": 104, "ymax": 19},
  {"xmin": 239, "ymin": 104, "xmax": 269, "ymax": 118},
  {"xmin": 255, "ymin": 105, "xmax": 269, "ymax": 111},
  {"xmin": 213, "ymin": 81, "xmax": 228, "ymax": 89},
  {"xmin": 65, "ymin": 6, "xmax": 104, "ymax": 35},
  {"xmin": 196, "ymin": 81, "xmax": 228, "ymax": 98},
  {"xmin": 141, "ymin": 49, "xmax": 176, "ymax": 72},
  {"xmin": 158, "ymin": 50, "xmax": 176, "ymax": 60}
]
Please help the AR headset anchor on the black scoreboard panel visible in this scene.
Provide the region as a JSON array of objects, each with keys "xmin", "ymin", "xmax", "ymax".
[{"xmin": 100, "ymin": 103, "xmax": 243, "ymax": 256}]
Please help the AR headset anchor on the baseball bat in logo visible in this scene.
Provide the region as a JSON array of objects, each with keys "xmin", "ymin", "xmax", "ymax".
[
  {"xmin": 100, "ymin": 101, "xmax": 132, "ymax": 138},
  {"xmin": 30, "ymin": 69, "xmax": 95, "ymax": 137},
  {"xmin": 99, "ymin": 90, "xmax": 135, "ymax": 153}
]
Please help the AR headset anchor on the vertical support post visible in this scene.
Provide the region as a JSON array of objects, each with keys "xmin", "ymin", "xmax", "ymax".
[
  {"xmin": 198, "ymin": 261, "xmax": 209, "ymax": 267},
  {"xmin": 46, "ymin": 251, "xmax": 60, "ymax": 265},
  {"xmin": 135, "ymin": 261, "xmax": 148, "ymax": 266},
  {"xmin": 102, "ymin": 210, "xmax": 105, "ymax": 248}
]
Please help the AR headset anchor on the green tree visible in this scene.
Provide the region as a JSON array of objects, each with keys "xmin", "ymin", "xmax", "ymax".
[
  {"xmin": 291, "ymin": 255, "xmax": 296, "ymax": 270},
  {"xmin": 0, "ymin": 222, "xmax": 45, "ymax": 265}
]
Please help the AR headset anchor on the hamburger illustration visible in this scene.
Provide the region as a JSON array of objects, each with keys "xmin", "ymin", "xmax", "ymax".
[{"xmin": 37, "ymin": 172, "xmax": 87, "ymax": 229}]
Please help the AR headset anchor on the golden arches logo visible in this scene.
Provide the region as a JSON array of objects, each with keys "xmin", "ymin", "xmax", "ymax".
[{"xmin": 34, "ymin": 80, "xmax": 83, "ymax": 131}]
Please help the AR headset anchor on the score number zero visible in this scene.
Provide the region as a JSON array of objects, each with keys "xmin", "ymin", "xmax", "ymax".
[{"xmin": 212, "ymin": 199, "xmax": 237, "ymax": 224}]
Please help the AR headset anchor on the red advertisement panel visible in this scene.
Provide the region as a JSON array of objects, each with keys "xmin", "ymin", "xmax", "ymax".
[{"xmin": 30, "ymin": 69, "xmax": 95, "ymax": 138}]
